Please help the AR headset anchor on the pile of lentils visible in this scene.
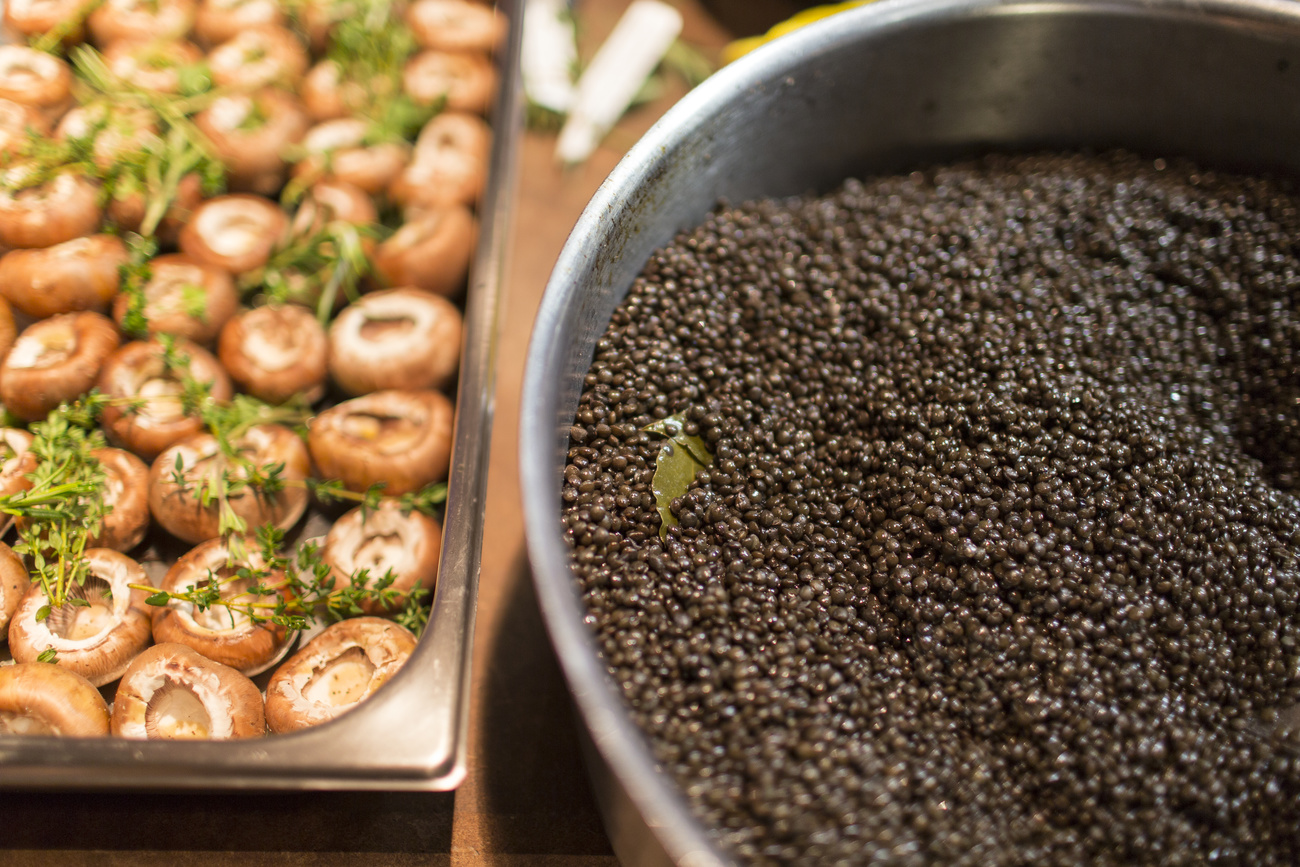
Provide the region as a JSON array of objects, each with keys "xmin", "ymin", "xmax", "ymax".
[{"xmin": 561, "ymin": 151, "xmax": 1300, "ymax": 865}]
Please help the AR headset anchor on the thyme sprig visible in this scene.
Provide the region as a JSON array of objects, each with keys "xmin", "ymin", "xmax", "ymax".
[
  {"xmin": 132, "ymin": 525, "xmax": 431, "ymax": 634},
  {"xmin": 0, "ymin": 395, "xmax": 112, "ymax": 612},
  {"xmin": 70, "ymin": 45, "xmax": 226, "ymax": 235},
  {"xmin": 243, "ymin": 219, "xmax": 373, "ymax": 323}
]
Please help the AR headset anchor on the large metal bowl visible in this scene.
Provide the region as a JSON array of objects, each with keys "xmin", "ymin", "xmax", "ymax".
[{"xmin": 520, "ymin": 0, "xmax": 1300, "ymax": 863}]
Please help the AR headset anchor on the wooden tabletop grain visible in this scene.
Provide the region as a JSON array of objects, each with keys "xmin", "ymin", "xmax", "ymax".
[{"xmin": 0, "ymin": 2, "xmax": 734, "ymax": 864}]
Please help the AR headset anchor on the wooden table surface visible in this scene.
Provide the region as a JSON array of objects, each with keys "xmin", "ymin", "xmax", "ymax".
[{"xmin": 0, "ymin": 2, "xmax": 736, "ymax": 864}]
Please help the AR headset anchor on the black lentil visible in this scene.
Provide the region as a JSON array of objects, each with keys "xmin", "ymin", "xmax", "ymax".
[{"xmin": 561, "ymin": 151, "xmax": 1300, "ymax": 866}]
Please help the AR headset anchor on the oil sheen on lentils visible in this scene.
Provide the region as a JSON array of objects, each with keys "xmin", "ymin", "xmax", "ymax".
[{"xmin": 562, "ymin": 151, "xmax": 1300, "ymax": 865}]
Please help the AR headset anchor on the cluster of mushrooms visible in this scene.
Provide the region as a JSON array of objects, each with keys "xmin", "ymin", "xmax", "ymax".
[{"xmin": 0, "ymin": 0, "xmax": 503, "ymax": 739}]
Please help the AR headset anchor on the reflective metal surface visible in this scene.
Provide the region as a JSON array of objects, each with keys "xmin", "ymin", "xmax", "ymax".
[
  {"xmin": 0, "ymin": 0, "xmax": 524, "ymax": 791},
  {"xmin": 520, "ymin": 0, "xmax": 1300, "ymax": 862}
]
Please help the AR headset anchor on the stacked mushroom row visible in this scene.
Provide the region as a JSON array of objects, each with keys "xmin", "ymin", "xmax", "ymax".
[{"xmin": 0, "ymin": 0, "xmax": 503, "ymax": 738}]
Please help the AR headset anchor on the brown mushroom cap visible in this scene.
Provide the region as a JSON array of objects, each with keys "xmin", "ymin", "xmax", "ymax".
[
  {"xmin": 0, "ymin": 538, "xmax": 30, "ymax": 637},
  {"xmin": 0, "ymin": 169, "xmax": 102, "ymax": 250},
  {"xmin": 401, "ymin": 49, "xmax": 496, "ymax": 115},
  {"xmin": 0, "ymin": 99, "xmax": 49, "ymax": 159},
  {"xmin": 290, "ymin": 179, "xmax": 377, "ymax": 235},
  {"xmin": 0, "ymin": 663, "xmax": 110, "ymax": 736},
  {"xmin": 327, "ymin": 287, "xmax": 462, "ymax": 396},
  {"xmin": 0, "ymin": 427, "xmax": 36, "ymax": 501},
  {"xmin": 149, "ymin": 424, "xmax": 311, "ymax": 544},
  {"xmin": 264, "ymin": 616, "xmax": 416, "ymax": 733},
  {"xmin": 295, "ymin": 118, "xmax": 410, "ymax": 196},
  {"xmin": 194, "ymin": 88, "xmax": 309, "ymax": 196},
  {"xmin": 4, "ymin": 0, "xmax": 97, "ymax": 43},
  {"xmin": 0, "ymin": 46, "xmax": 72, "ymax": 121},
  {"xmin": 218, "ymin": 304, "xmax": 328, "ymax": 405},
  {"xmin": 151, "ymin": 536, "xmax": 294, "ymax": 675},
  {"xmin": 89, "ymin": 447, "xmax": 151, "ymax": 552},
  {"xmin": 208, "ymin": 25, "xmax": 308, "ymax": 92},
  {"xmin": 107, "ymin": 171, "xmax": 203, "ymax": 244},
  {"xmin": 56, "ymin": 104, "xmax": 160, "ymax": 173},
  {"xmin": 111, "ymin": 642, "xmax": 266, "ymax": 739},
  {"xmin": 178, "ymin": 194, "xmax": 289, "ymax": 276},
  {"xmin": 405, "ymin": 0, "xmax": 507, "ymax": 53},
  {"xmin": 104, "ymin": 38, "xmax": 204, "ymax": 95},
  {"xmin": 0, "ymin": 234, "xmax": 129, "ymax": 320},
  {"xmin": 111, "ymin": 253, "xmax": 238, "ymax": 345},
  {"xmin": 0, "ymin": 295, "xmax": 16, "ymax": 365},
  {"xmin": 97, "ymin": 338, "xmax": 234, "ymax": 461},
  {"xmin": 390, "ymin": 111, "xmax": 491, "ymax": 212},
  {"xmin": 88, "ymin": 0, "xmax": 198, "ymax": 46},
  {"xmin": 193, "ymin": 0, "xmax": 284, "ymax": 47},
  {"xmin": 371, "ymin": 205, "xmax": 477, "ymax": 298},
  {"xmin": 323, "ymin": 500, "xmax": 442, "ymax": 615},
  {"xmin": 307, "ymin": 389, "xmax": 454, "ymax": 495},
  {"xmin": 7, "ymin": 548, "xmax": 153, "ymax": 687},
  {"xmin": 0, "ymin": 311, "xmax": 121, "ymax": 423}
]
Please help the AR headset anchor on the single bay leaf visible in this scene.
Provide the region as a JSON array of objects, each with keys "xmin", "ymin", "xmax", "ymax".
[{"xmin": 644, "ymin": 411, "xmax": 714, "ymax": 539}]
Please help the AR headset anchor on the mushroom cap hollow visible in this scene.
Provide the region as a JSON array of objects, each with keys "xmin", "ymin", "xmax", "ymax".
[
  {"xmin": 89, "ymin": 447, "xmax": 151, "ymax": 552},
  {"xmin": 149, "ymin": 424, "xmax": 311, "ymax": 544},
  {"xmin": 327, "ymin": 287, "xmax": 463, "ymax": 396},
  {"xmin": 178, "ymin": 194, "xmax": 288, "ymax": 276},
  {"xmin": 218, "ymin": 304, "xmax": 328, "ymax": 405},
  {"xmin": 97, "ymin": 339, "xmax": 234, "ymax": 461},
  {"xmin": 111, "ymin": 642, "xmax": 266, "ymax": 739},
  {"xmin": 264, "ymin": 616, "xmax": 416, "ymax": 733},
  {"xmin": 7, "ymin": 548, "xmax": 153, "ymax": 687},
  {"xmin": 0, "ymin": 538, "xmax": 29, "ymax": 636},
  {"xmin": 0, "ymin": 663, "xmax": 110, "ymax": 736},
  {"xmin": 323, "ymin": 500, "xmax": 442, "ymax": 615},
  {"xmin": 307, "ymin": 389, "xmax": 454, "ymax": 495},
  {"xmin": 0, "ymin": 311, "xmax": 120, "ymax": 422},
  {"xmin": 0, "ymin": 234, "xmax": 129, "ymax": 320},
  {"xmin": 151, "ymin": 536, "xmax": 294, "ymax": 676}
]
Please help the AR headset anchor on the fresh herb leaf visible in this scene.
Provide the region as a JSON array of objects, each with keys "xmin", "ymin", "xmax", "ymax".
[{"xmin": 643, "ymin": 412, "xmax": 713, "ymax": 539}]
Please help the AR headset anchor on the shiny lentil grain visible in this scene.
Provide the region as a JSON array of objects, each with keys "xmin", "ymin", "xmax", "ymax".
[{"xmin": 562, "ymin": 151, "xmax": 1300, "ymax": 866}]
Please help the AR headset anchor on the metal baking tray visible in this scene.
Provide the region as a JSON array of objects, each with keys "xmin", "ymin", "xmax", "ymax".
[{"xmin": 0, "ymin": 0, "xmax": 523, "ymax": 791}]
